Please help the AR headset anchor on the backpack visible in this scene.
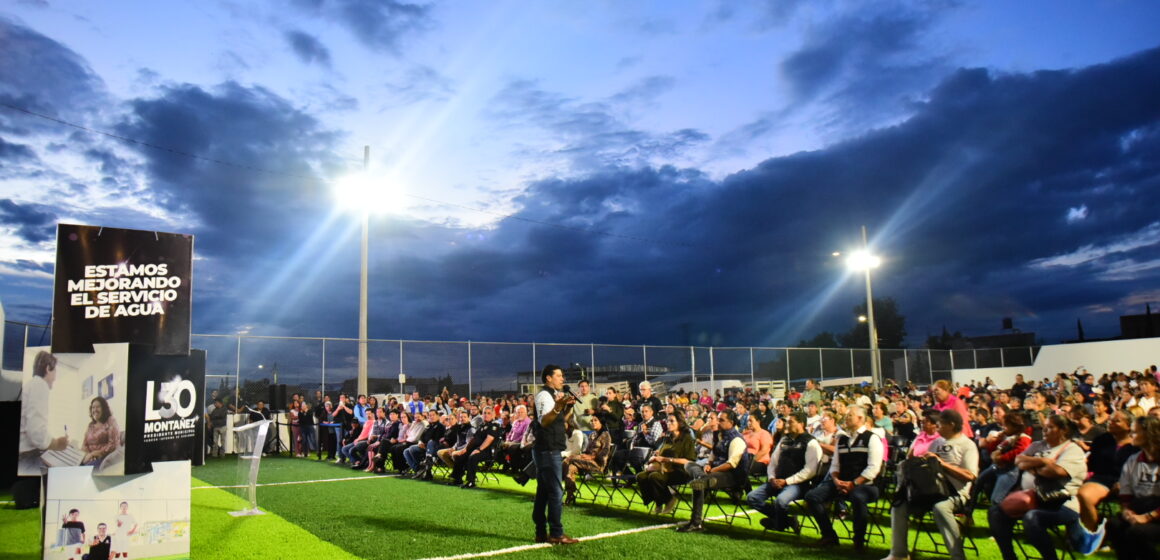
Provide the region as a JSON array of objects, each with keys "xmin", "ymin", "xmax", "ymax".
[{"xmin": 894, "ymin": 455, "xmax": 953, "ymax": 511}]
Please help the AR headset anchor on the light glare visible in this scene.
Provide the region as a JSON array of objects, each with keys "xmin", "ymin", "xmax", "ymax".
[
  {"xmin": 846, "ymin": 250, "xmax": 881, "ymax": 271},
  {"xmin": 333, "ymin": 174, "xmax": 403, "ymax": 214}
]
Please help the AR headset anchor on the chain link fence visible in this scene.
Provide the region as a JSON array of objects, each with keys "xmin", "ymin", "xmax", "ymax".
[{"xmin": 3, "ymin": 320, "xmax": 1040, "ymax": 407}]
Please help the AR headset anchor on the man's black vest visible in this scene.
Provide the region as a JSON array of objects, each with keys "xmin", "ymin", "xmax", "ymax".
[
  {"xmin": 711, "ymin": 428, "xmax": 742, "ymax": 469},
  {"xmin": 534, "ymin": 388, "xmax": 567, "ymax": 452},
  {"xmin": 774, "ymin": 432, "xmax": 815, "ymax": 480},
  {"xmin": 836, "ymin": 429, "xmax": 876, "ymax": 482}
]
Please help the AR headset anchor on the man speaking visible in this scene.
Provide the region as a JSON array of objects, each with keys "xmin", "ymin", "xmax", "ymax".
[{"xmin": 531, "ymin": 365, "xmax": 579, "ymax": 545}]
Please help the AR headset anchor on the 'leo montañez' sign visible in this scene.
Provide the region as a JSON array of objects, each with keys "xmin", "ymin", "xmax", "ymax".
[{"xmin": 52, "ymin": 224, "xmax": 194, "ymax": 355}]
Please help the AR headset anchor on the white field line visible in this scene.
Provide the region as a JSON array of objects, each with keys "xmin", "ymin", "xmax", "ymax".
[
  {"xmin": 193, "ymin": 474, "xmax": 757, "ymax": 559},
  {"xmin": 191, "ymin": 474, "xmax": 392, "ymax": 490},
  {"xmin": 416, "ymin": 510, "xmax": 758, "ymax": 560}
]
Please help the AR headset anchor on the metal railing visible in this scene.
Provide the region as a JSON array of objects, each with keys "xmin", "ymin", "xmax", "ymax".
[{"xmin": 3, "ymin": 320, "xmax": 1040, "ymax": 406}]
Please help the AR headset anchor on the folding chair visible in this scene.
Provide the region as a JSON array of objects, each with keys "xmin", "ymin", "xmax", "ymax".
[
  {"xmin": 1013, "ymin": 520, "xmax": 1077, "ymax": 560},
  {"xmin": 908, "ymin": 509, "xmax": 980, "ymax": 557},
  {"xmin": 832, "ymin": 494, "xmax": 888, "ymax": 544},
  {"xmin": 607, "ymin": 447, "xmax": 653, "ymax": 509},
  {"xmin": 705, "ymin": 453, "xmax": 754, "ymax": 526},
  {"xmin": 574, "ymin": 443, "xmax": 616, "ymax": 504},
  {"xmin": 666, "ymin": 480, "xmax": 695, "ymax": 518},
  {"xmin": 474, "ymin": 456, "xmax": 501, "ymax": 485}
]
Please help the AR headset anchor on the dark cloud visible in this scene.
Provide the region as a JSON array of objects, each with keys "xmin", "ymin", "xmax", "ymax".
[
  {"xmin": 0, "ymin": 136, "xmax": 37, "ymax": 162},
  {"xmin": 288, "ymin": 0, "xmax": 432, "ymax": 53},
  {"xmin": 115, "ymin": 81, "xmax": 344, "ymax": 256},
  {"xmin": 0, "ymin": 17, "xmax": 106, "ymax": 132},
  {"xmin": 285, "ymin": 29, "xmax": 332, "ymax": 67},
  {"xmin": 488, "ymin": 80, "xmax": 708, "ymax": 171},
  {"xmin": 779, "ymin": 4, "xmax": 952, "ymax": 130},
  {"xmin": 0, "ymin": 199, "xmax": 57, "ymax": 243},
  {"xmin": 372, "ymin": 46, "xmax": 1160, "ymax": 346}
]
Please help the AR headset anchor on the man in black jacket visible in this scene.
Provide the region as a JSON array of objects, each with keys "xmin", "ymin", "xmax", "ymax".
[{"xmin": 404, "ymin": 411, "xmax": 444, "ymax": 476}]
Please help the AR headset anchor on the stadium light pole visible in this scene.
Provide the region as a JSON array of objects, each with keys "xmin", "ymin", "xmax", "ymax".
[
  {"xmin": 845, "ymin": 226, "xmax": 882, "ymax": 388},
  {"xmin": 334, "ymin": 146, "xmax": 400, "ymax": 397}
]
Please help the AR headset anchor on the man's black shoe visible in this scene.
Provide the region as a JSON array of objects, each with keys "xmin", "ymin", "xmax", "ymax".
[
  {"xmin": 758, "ymin": 517, "xmax": 777, "ymax": 531},
  {"xmin": 514, "ymin": 474, "xmax": 529, "ymax": 486},
  {"xmin": 816, "ymin": 535, "xmax": 839, "ymax": 548},
  {"xmin": 461, "ymin": 481, "xmax": 477, "ymax": 489},
  {"xmin": 534, "ymin": 534, "xmax": 549, "ymax": 544},
  {"xmin": 676, "ymin": 522, "xmax": 704, "ymax": 533}
]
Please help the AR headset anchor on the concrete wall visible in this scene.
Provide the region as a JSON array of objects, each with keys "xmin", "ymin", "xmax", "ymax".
[{"xmin": 951, "ymin": 338, "xmax": 1160, "ymax": 388}]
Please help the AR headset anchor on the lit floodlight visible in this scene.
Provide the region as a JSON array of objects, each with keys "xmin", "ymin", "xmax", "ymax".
[
  {"xmin": 846, "ymin": 250, "xmax": 881, "ymax": 271},
  {"xmin": 857, "ymin": 315, "xmax": 867, "ymax": 323},
  {"xmin": 333, "ymin": 173, "xmax": 403, "ymax": 214}
]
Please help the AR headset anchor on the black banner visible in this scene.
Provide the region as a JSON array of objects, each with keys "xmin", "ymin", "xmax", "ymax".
[
  {"xmin": 52, "ymin": 224, "xmax": 193, "ymax": 355},
  {"xmin": 123, "ymin": 345, "xmax": 205, "ymax": 474}
]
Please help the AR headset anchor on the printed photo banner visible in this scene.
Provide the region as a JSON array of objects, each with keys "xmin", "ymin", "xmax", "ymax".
[
  {"xmin": 44, "ymin": 461, "xmax": 191, "ymax": 560},
  {"xmin": 18, "ymin": 344, "xmax": 204, "ymax": 477},
  {"xmin": 52, "ymin": 224, "xmax": 193, "ymax": 355}
]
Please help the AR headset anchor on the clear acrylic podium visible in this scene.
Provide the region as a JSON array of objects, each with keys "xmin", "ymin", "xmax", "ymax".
[{"xmin": 229, "ymin": 419, "xmax": 270, "ymax": 517}]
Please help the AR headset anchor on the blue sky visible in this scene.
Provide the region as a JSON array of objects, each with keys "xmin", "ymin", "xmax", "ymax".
[{"xmin": 1, "ymin": 0, "xmax": 1159, "ymax": 348}]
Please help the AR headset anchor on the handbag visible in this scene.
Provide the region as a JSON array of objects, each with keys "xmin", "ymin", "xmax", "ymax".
[
  {"xmin": 999, "ymin": 489, "xmax": 1039, "ymax": 518},
  {"xmin": 1033, "ymin": 441, "xmax": 1074, "ymax": 510},
  {"xmin": 1001, "ymin": 441, "xmax": 1073, "ymax": 517},
  {"xmin": 1034, "ymin": 476, "xmax": 1071, "ymax": 509}
]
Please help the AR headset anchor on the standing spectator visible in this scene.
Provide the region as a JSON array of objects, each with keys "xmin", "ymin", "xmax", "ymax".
[
  {"xmin": 800, "ymin": 379, "xmax": 823, "ymax": 406},
  {"xmin": 572, "ymin": 380, "xmax": 599, "ymax": 431},
  {"xmin": 299, "ymin": 401, "xmax": 317, "ymax": 457},
  {"xmin": 636, "ymin": 382, "xmax": 663, "ymax": 418},
  {"xmin": 353, "ymin": 394, "xmax": 368, "ymax": 424},
  {"xmin": 288, "ymin": 401, "xmax": 302, "ymax": 457},
  {"xmin": 332, "ymin": 395, "xmax": 354, "ymax": 454},
  {"xmin": 206, "ymin": 399, "xmax": 229, "ymax": 457},
  {"xmin": 408, "ymin": 391, "xmax": 426, "ymax": 416},
  {"xmin": 932, "ymin": 380, "xmax": 974, "ymax": 439}
]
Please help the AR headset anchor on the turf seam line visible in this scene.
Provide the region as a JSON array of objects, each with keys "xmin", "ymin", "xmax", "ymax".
[
  {"xmin": 414, "ymin": 509, "xmax": 757, "ymax": 560},
  {"xmin": 191, "ymin": 474, "xmax": 388, "ymax": 490}
]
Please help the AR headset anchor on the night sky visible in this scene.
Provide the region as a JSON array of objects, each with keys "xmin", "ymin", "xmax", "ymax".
[{"xmin": 2, "ymin": 1, "xmax": 1159, "ymax": 349}]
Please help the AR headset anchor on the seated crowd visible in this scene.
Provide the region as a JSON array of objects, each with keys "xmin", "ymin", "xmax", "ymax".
[{"xmin": 231, "ymin": 365, "xmax": 1160, "ymax": 560}]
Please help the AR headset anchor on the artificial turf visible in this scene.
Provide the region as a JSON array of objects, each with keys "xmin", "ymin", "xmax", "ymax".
[{"xmin": 0, "ymin": 456, "xmax": 1120, "ymax": 560}]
